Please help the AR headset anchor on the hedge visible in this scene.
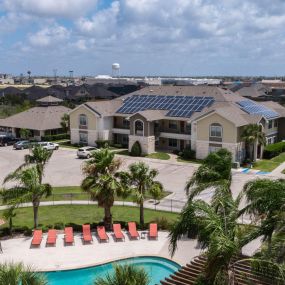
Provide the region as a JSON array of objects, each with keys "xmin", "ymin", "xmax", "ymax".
[
  {"xmin": 42, "ymin": 133, "xmax": 69, "ymax": 141},
  {"xmin": 263, "ymin": 142, "xmax": 285, "ymax": 159},
  {"xmin": 95, "ymin": 140, "xmax": 112, "ymax": 148}
]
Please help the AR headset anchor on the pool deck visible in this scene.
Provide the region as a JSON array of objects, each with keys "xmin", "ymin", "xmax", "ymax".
[
  {"xmin": 0, "ymin": 231, "xmax": 202, "ymax": 271},
  {"xmin": 0, "ymin": 231, "xmax": 262, "ymax": 272}
]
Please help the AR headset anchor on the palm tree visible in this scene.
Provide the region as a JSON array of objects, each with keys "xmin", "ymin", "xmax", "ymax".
[
  {"xmin": 2, "ymin": 166, "xmax": 52, "ymax": 228},
  {"xmin": 0, "ymin": 262, "xmax": 47, "ymax": 285},
  {"xmin": 60, "ymin": 113, "xmax": 70, "ymax": 134},
  {"xmin": 3, "ymin": 205, "xmax": 17, "ymax": 236},
  {"xmin": 94, "ymin": 264, "xmax": 149, "ymax": 285},
  {"xmin": 81, "ymin": 148, "xmax": 127, "ymax": 230},
  {"xmin": 19, "ymin": 144, "xmax": 53, "ymax": 183},
  {"xmin": 169, "ymin": 187, "xmax": 266, "ymax": 285},
  {"xmin": 185, "ymin": 148, "xmax": 232, "ymax": 201},
  {"xmin": 242, "ymin": 178, "xmax": 285, "ymax": 253},
  {"xmin": 241, "ymin": 124, "xmax": 266, "ymax": 162},
  {"xmin": 119, "ymin": 162, "xmax": 163, "ymax": 227}
]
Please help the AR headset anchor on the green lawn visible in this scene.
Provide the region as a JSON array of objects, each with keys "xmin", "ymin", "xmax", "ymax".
[
  {"xmin": 146, "ymin": 152, "xmax": 170, "ymax": 160},
  {"xmin": 177, "ymin": 157, "xmax": 202, "ymax": 164},
  {"xmin": 253, "ymin": 152, "xmax": 285, "ymax": 172},
  {"xmin": 1, "ymin": 186, "xmax": 171, "ymax": 205},
  {"xmin": 0, "ymin": 205, "xmax": 178, "ymax": 230}
]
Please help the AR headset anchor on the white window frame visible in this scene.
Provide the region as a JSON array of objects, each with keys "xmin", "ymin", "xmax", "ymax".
[
  {"xmin": 79, "ymin": 132, "xmax": 88, "ymax": 144},
  {"xmin": 268, "ymin": 120, "xmax": 273, "ymax": 129},
  {"xmin": 168, "ymin": 138, "xmax": 178, "ymax": 148},
  {"xmin": 169, "ymin": 121, "xmax": 177, "ymax": 130},
  {"xmin": 79, "ymin": 114, "xmax": 88, "ymax": 126},
  {"xmin": 210, "ymin": 124, "xmax": 222, "ymax": 138}
]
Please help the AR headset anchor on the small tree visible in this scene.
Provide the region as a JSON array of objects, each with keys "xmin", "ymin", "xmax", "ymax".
[
  {"xmin": 130, "ymin": 141, "xmax": 142, "ymax": 157},
  {"xmin": 60, "ymin": 113, "xmax": 70, "ymax": 134},
  {"xmin": 19, "ymin": 128, "xmax": 31, "ymax": 139},
  {"xmin": 3, "ymin": 206, "xmax": 17, "ymax": 236}
]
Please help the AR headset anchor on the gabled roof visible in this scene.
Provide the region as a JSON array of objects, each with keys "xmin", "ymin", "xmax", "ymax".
[
  {"xmin": 36, "ymin": 95, "xmax": 63, "ymax": 103},
  {"xmin": 129, "ymin": 110, "xmax": 168, "ymax": 121},
  {"xmin": 0, "ymin": 106, "xmax": 71, "ymax": 130}
]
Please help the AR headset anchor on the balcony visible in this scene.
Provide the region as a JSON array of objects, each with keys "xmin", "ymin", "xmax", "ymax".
[
  {"xmin": 112, "ymin": 128, "xmax": 130, "ymax": 135},
  {"xmin": 159, "ymin": 132, "xmax": 191, "ymax": 140}
]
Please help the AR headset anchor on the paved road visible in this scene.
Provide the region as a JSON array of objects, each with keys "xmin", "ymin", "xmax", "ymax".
[{"xmin": 0, "ymin": 146, "xmax": 282, "ymax": 204}]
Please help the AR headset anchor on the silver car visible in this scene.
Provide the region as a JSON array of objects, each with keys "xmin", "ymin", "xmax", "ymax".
[{"xmin": 77, "ymin": 146, "xmax": 97, "ymax": 159}]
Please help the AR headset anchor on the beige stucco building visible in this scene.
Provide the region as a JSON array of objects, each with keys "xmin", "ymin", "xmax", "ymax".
[{"xmin": 69, "ymin": 86, "xmax": 285, "ymax": 163}]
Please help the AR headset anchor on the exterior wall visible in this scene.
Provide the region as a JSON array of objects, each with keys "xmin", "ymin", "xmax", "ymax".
[
  {"xmin": 128, "ymin": 135, "xmax": 155, "ymax": 155},
  {"xmin": 278, "ymin": 118, "xmax": 285, "ymax": 140},
  {"xmin": 70, "ymin": 105, "xmax": 97, "ymax": 131},
  {"xmin": 196, "ymin": 113, "xmax": 237, "ymax": 143}
]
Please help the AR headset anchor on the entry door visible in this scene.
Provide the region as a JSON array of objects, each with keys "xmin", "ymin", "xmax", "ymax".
[{"xmin": 180, "ymin": 140, "xmax": 185, "ymax": 151}]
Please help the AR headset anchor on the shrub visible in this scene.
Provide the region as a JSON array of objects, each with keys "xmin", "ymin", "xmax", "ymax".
[
  {"xmin": 172, "ymin": 149, "xmax": 180, "ymax": 155},
  {"xmin": 153, "ymin": 217, "xmax": 172, "ymax": 230},
  {"xmin": 130, "ymin": 141, "xmax": 142, "ymax": 156},
  {"xmin": 263, "ymin": 142, "xmax": 285, "ymax": 159},
  {"xmin": 181, "ymin": 146, "xmax": 196, "ymax": 160},
  {"xmin": 113, "ymin": 143, "xmax": 123, "ymax": 148},
  {"xmin": 96, "ymin": 140, "xmax": 112, "ymax": 148},
  {"xmin": 54, "ymin": 222, "xmax": 65, "ymax": 230},
  {"xmin": 42, "ymin": 133, "xmax": 69, "ymax": 141}
]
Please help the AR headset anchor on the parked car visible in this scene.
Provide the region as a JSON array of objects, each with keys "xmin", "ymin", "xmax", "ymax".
[
  {"xmin": 13, "ymin": 140, "xmax": 30, "ymax": 150},
  {"xmin": 37, "ymin": 142, "xmax": 59, "ymax": 150},
  {"xmin": 0, "ymin": 136, "xmax": 18, "ymax": 146},
  {"xmin": 77, "ymin": 146, "xmax": 97, "ymax": 159}
]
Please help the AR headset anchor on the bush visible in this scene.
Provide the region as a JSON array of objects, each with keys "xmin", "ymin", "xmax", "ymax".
[
  {"xmin": 263, "ymin": 142, "xmax": 285, "ymax": 159},
  {"xmin": 42, "ymin": 133, "xmax": 69, "ymax": 141},
  {"xmin": 130, "ymin": 141, "xmax": 142, "ymax": 156},
  {"xmin": 96, "ymin": 140, "xmax": 112, "ymax": 148},
  {"xmin": 172, "ymin": 149, "xmax": 180, "ymax": 155},
  {"xmin": 181, "ymin": 146, "xmax": 196, "ymax": 159},
  {"xmin": 153, "ymin": 217, "xmax": 172, "ymax": 230}
]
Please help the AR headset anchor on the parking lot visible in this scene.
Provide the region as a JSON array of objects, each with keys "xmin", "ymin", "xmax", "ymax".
[{"xmin": 0, "ymin": 146, "xmax": 198, "ymax": 201}]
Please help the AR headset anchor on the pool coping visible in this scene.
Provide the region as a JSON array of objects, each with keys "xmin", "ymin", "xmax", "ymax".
[{"xmin": 38, "ymin": 254, "xmax": 183, "ymax": 272}]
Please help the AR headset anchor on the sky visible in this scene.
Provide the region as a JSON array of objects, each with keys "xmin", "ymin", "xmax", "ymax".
[{"xmin": 0, "ymin": 0, "xmax": 285, "ymax": 77}]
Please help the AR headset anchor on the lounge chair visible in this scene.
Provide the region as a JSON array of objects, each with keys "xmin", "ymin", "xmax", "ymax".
[
  {"xmin": 128, "ymin": 222, "xmax": 139, "ymax": 239},
  {"xmin": 64, "ymin": 227, "xmax": 74, "ymax": 245},
  {"xmin": 113, "ymin": 224, "xmax": 125, "ymax": 241},
  {"xmin": 97, "ymin": 226, "xmax": 109, "ymax": 242},
  {"xmin": 31, "ymin": 229, "xmax": 42, "ymax": 246},
  {"xmin": 149, "ymin": 223, "xmax": 158, "ymax": 239},
  {"xmin": 46, "ymin": 229, "xmax": 57, "ymax": 245},
  {"xmin": 82, "ymin": 224, "xmax": 92, "ymax": 243}
]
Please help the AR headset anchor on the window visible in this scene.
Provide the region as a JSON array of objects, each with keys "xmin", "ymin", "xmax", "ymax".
[
  {"xmin": 274, "ymin": 120, "xmax": 278, "ymax": 128},
  {"xmin": 168, "ymin": 138, "xmax": 178, "ymax": 147},
  {"xmin": 79, "ymin": 114, "xmax": 87, "ymax": 126},
  {"xmin": 169, "ymin": 121, "xmax": 177, "ymax": 130},
  {"xmin": 134, "ymin": 120, "xmax": 144, "ymax": 136},
  {"xmin": 268, "ymin": 120, "xmax": 273, "ymax": 129},
  {"xmin": 267, "ymin": 136, "xmax": 276, "ymax": 145},
  {"xmin": 210, "ymin": 124, "xmax": 222, "ymax": 137},
  {"xmin": 209, "ymin": 145, "xmax": 222, "ymax": 153},
  {"xmin": 123, "ymin": 118, "xmax": 130, "ymax": 128},
  {"xmin": 79, "ymin": 132, "xmax": 88, "ymax": 143}
]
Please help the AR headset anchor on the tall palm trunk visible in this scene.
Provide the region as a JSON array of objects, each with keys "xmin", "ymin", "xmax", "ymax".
[
  {"xmin": 140, "ymin": 201, "xmax": 144, "ymax": 227},
  {"xmin": 33, "ymin": 200, "xmax": 40, "ymax": 228},
  {"xmin": 104, "ymin": 206, "xmax": 112, "ymax": 231}
]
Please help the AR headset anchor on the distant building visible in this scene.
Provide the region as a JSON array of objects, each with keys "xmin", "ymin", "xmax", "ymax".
[
  {"xmin": 0, "ymin": 74, "xmax": 14, "ymax": 85},
  {"xmin": 0, "ymin": 96, "xmax": 71, "ymax": 140}
]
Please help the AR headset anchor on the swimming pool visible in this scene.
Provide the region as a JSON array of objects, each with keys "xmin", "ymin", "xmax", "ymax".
[{"xmin": 45, "ymin": 256, "xmax": 180, "ymax": 285}]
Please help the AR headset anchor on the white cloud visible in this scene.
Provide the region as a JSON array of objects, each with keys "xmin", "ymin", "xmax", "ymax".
[
  {"xmin": 2, "ymin": 0, "xmax": 97, "ymax": 18},
  {"xmin": 28, "ymin": 25, "xmax": 70, "ymax": 47}
]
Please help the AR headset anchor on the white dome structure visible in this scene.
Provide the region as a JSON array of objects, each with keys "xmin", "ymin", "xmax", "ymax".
[{"xmin": 112, "ymin": 63, "xmax": 120, "ymax": 77}]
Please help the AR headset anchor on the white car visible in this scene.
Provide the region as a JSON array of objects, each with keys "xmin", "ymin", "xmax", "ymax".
[
  {"xmin": 38, "ymin": 142, "xmax": 59, "ymax": 150},
  {"xmin": 77, "ymin": 146, "xmax": 97, "ymax": 159}
]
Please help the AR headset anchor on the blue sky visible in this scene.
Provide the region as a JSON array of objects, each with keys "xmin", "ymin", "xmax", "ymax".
[{"xmin": 0, "ymin": 0, "xmax": 285, "ymax": 77}]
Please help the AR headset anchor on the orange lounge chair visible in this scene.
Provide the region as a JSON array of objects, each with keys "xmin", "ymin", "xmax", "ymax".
[
  {"xmin": 113, "ymin": 224, "xmax": 125, "ymax": 241},
  {"xmin": 47, "ymin": 229, "xmax": 57, "ymax": 245},
  {"xmin": 64, "ymin": 227, "xmax": 74, "ymax": 245},
  {"xmin": 149, "ymin": 223, "xmax": 158, "ymax": 239},
  {"xmin": 82, "ymin": 224, "xmax": 92, "ymax": 243},
  {"xmin": 31, "ymin": 229, "xmax": 42, "ymax": 246},
  {"xmin": 128, "ymin": 222, "xmax": 139, "ymax": 239},
  {"xmin": 97, "ymin": 226, "xmax": 109, "ymax": 242}
]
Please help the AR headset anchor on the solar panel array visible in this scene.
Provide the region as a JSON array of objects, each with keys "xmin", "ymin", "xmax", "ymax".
[
  {"xmin": 117, "ymin": 95, "xmax": 214, "ymax": 118},
  {"xmin": 237, "ymin": 100, "xmax": 279, "ymax": 119}
]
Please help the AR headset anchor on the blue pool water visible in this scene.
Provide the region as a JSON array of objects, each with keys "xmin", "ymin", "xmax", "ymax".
[{"xmin": 45, "ymin": 256, "xmax": 181, "ymax": 285}]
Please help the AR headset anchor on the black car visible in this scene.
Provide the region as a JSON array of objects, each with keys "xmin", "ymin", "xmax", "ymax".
[{"xmin": 0, "ymin": 136, "xmax": 18, "ymax": 147}]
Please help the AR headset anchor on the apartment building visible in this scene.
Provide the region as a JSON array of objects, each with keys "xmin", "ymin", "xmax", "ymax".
[{"xmin": 69, "ymin": 86, "xmax": 285, "ymax": 162}]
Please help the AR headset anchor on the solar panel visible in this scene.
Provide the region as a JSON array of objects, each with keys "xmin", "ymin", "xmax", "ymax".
[
  {"xmin": 237, "ymin": 100, "xmax": 279, "ymax": 119},
  {"xmin": 117, "ymin": 95, "xmax": 214, "ymax": 118}
]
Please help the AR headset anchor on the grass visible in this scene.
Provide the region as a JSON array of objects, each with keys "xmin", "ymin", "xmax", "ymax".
[
  {"xmin": 115, "ymin": 149, "xmax": 131, "ymax": 156},
  {"xmin": 57, "ymin": 141, "xmax": 79, "ymax": 149},
  {"xmin": 0, "ymin": 205, "xmax": 179, "ymax": 230},
  {"xmin": 146, "ymin": 152, "xmax": 170, "ymax": 160},
  {"xmin": 177, "ymin": 157, "xmax": 202, "ymax": 164},
  {"xmin": 253, "ymin": 152, "xmax": 285, "ymax": 172},
  {"xmin": 0, "ymin": 186, "xmax": 171, "ymax": 205}
]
